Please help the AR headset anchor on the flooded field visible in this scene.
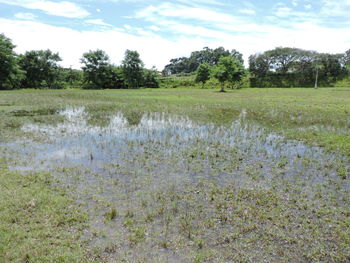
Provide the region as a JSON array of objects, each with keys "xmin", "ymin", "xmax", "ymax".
[{"xmin": 2, "ymin": 106, "xmax": 349, "ymax": 262}]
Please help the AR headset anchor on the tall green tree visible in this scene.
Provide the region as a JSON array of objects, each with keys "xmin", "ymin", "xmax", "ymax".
[
  {"xmin": 62, "ymin": 68, "xmax": 83, "ymax": 88},
  {"xmin": 80, "ymin": 49, "xmax": 124, "ymax": 89},
  {"xmin": 143, "ymin": 68, "xmax": 159, "ymax": 88},
  {"xmin": 195, "ymin": 62, "xmax": 211, "ymax": 88},
  {"xmin": 19, "ymin": 49, "xmax": 62, "ymax": 89},
  {"xmin": 122, "ymin": 50, "xmax": 144, "ymax": 88},
  {"xmin": 213, "ymin": 56, "xmax": 245, "ymax": 92},
  {"xmin": 162, "ymin": 47, "xmax": 244, "ymax": 75},
  {"xmin": 0, "ymin": 34, "xmax": 23, "ymax": 89},
  {"xmin": 344, "ymin": 49, "xmax": 350, "ymax": 67}
]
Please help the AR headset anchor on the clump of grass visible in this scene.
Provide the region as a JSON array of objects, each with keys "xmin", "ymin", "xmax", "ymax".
[
  {"xmin": 128, "ymin": 226, "xmax": 146, "ymax": 245},
  {"xmin": 336, "ymin": 166, "xmax": 347, "ymax": 179},
  {"xmin": 104, "ymin": 207, "xmax": 118, "ymax": 220},
  {"xmin": 124, "ymin": 111, "xmax": 143, "ymax": 126}
]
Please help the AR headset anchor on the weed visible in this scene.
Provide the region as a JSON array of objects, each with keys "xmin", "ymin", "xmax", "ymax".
[{"xmin": 104, "ymin": 207, "xmax": 118, "ymax": 220}]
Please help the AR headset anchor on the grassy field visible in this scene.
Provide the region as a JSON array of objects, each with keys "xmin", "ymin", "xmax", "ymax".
[
  {"xmin": 1, "ymin": 88, "xmax": 350, "ymax": 156},
  {"xmin": 0, "ymin": 88, "xmax": 349, "ymax": 262}
]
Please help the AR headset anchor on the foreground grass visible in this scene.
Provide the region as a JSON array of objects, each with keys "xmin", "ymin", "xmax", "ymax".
[
  {"xmin": 1, "ymin": 87, "xmax": 349, "ymax": 157},
  {"xmin": 0, "ymin": 160, "xmax": 92, "ymax": 263}
]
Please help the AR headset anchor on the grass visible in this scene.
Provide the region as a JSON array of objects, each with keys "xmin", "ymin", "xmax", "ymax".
[
  {"xmin": 0, "ymin": 87, "xmax": 350, "ymax": 262},
  {"xmin": 1, "ymin": 88, "xmax": 349, "ymax": 157},
  {"xmin": 0, "ymin": 159, "xmax": 92, "ymax": 263}
]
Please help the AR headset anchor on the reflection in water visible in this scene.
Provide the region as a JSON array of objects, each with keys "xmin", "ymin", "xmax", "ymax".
[{"xmin": 2, "ymin": 107, "xmax": 347, "ymax": 194}]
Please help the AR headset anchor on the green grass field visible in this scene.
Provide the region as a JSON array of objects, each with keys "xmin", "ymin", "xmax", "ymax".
[
  {"xmin": 1, "ymin": 88, "xmax": 350, "ymax": 156},
  {"xmin": 0, "ymin": 88, "xmax": 349, "ymax": 262}
]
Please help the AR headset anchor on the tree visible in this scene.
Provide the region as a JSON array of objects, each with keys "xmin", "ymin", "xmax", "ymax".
[
  {"xmin": 0, "ymin": 34, "xmax": 23, "ymax": 89},
  {"xmin": 64, "ymin": 67, "xmax": 83, "ymax": 88},
  {"xmin": 80, "ymin": 49, "xmax": 123, "ymax": 89},
  {"xmin": 19, "ymin": 49, "xmax": 62, "ymax": 89},
  {"xmin": 266, "ymin": 47, "xmax": 300, "ymax": 74},
  {"xmin": 344, "ymin": 49, "xmax": 350, "ymax": 67},
  {"xmin": 195, "ymin": 62, "xmax": 211, "ymax": 88},
  {"xmin": 213, "ymin": 56, "xmax": 245, "ymax": 92},
  {"xmin": 313, "ymin": 60, "xmax": 322, "ymax": 89},
  {"xmin": 162, "ymin": 47, "xmax": 244, "ymax": 75},
  {"xmin": 249, "ymin": 47, "xmax": 347, "ymax": 87},
  {"xmin": 122, "ymin": 50, "xmax": 144, "ymax": 88},
  {"xmin": 143, "ymin": 68, "xmax": 159, "ymax": 88},
  {"xmin": 162, "ymin": 57, "xmax": 189, "ymax": 75}
]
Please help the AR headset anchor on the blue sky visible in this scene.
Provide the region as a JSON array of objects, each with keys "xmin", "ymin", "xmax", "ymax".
[{"xmin": 0, "ymin": 0, "xmax": 349, "ymax": 69}]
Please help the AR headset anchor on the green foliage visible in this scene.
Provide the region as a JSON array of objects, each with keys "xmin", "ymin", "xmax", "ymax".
[
  {"xmin": 195, "ymin": 62, "xmax": 211, "ymax": 88},
  {"xmin": 343, "ymin": 49, "xmax": 350, "ymax": 66},
  {"xmin": 249, "ymin": 47, "xmax": 349, "ymax": 87},
  {"xmin": 19, "ymin": 49, "xmax": 62, "ymax": 89},
  {"xmin": 163, "ymin": 47, "xmax": 243, "ymax": 75},
  {"xmin": 158, "ymin": 75, "xmax": 196, "ymax": 88},
  {"xmin": 61, "ymin": 68, "xmax": 83, "ymax": 89},
  {"xmin": 213, "ymin": 56, "xmax": 245, "ymax": 92},
  {"xmin": 81, "ymin": 49, "xmax": 125, "ymax": 89},
  {"xmin": 142, "ymin": 68, "xmax": 159, "ymax": 88},
  {"xmin": 0, "ymin": 34, "xmax": 24, "ymax": 90},
  {"xmin": 122, "ymin": 50, "xmax": 144, "ymax": 88}
]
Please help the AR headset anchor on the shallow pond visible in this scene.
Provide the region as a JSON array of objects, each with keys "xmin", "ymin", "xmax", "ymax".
[
  {"xmin": 1, "ymin": 106, "xmax": 349, "ymax": 262},
  {"xmin": 3, "ymin": 107, "xmax": 348, "ymax": 189}
]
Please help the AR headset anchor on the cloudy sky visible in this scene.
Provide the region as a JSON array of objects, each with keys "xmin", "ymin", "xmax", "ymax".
[{"xmin": 0, "ymin": 0, "xmax": 349, "ymax": 70}]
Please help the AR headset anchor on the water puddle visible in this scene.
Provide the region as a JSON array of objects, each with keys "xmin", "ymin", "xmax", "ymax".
[
  {"xmin": 3, "ymin": 107, "xmax": 347, "ymax": 188},
  {"xmin": 1, "ymin": 106, "xmax": 349, "ymax": 261}
]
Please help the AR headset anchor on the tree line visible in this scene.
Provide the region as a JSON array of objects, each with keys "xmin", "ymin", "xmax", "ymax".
[
  {"xmin": 1, "ymin": 32, "xmax": 350, "ymax": 90},
  {"xmin": 249, "ymin": 47, "xmax": 349, "ymax": 87},
  {"xmin": 166, "ymin": 46, "xmax": 350, "ymax": 88},
  {"xmin": 0, "ymin": 33, "xmax": 158, "ymax": 90}
]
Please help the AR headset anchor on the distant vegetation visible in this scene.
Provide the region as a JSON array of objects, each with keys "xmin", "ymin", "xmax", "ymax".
[
  {"xmin": 1, "ymin": 33, "xmax": 349, "ymax": 90},
  {"xmin": 0, "ymin": 33, "xmax": 159, "ymax": 90},
  {"xmin": 249, "ymin": 47, "xmax": 349, "ymax": 87}
]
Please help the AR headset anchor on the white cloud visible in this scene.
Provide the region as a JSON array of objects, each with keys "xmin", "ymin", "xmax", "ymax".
[
  {"xmin": 274, "ymin": 7, "xmax": 293, "ymax": 17},
  {"xmin": 239, "ymin": 9, "xmax": 256, "ymax": 15},
  {"xmin": 171, "ymin": 0, "xmax": 226, "ymax": 6},
  {"xmin": 149, "ymin": 25, "xmax": 160, "ymax": 31},
  {"xmin": 321, "ymin": 0, "xmax": 350, "ymax": 17},
  {"xmin": 124, "ymin": 24, "xmax": 132, "ymax": 30},
  {"xmin": 136, "ymin": 3, "xmax": 239, "ymax": 24},
  {"xmin": 14, "ymin": 12, "xmax": 37, "ymax": 20},
  {"xmin": 85, "ymin": 19, "xmax": 112, "ymax": 27},
  {"xmin": 0, "ymin": 18, "xmax": 206, "ymax": 70},
  {"xmin": 0, "ymin": 0, "xmax": 90, "ymax": 18}
]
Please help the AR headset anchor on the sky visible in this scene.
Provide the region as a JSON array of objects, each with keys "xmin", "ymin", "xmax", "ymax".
[{"xmin": 0, "ymin": 0, "xmax": 350, "ymax": 70}]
